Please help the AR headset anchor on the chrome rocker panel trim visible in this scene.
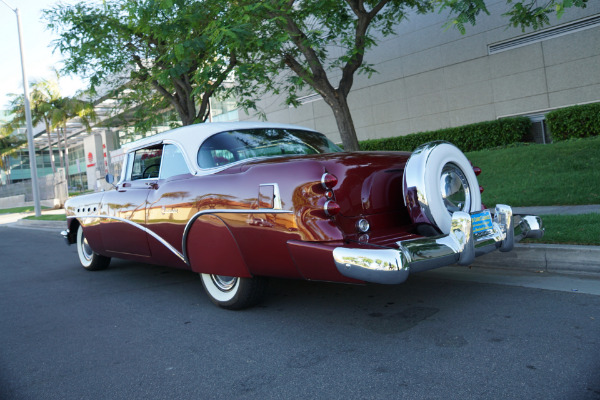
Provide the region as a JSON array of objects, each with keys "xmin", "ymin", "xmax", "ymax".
[
  {"xmin": 64, "ymin": 208, "xmax": 293, "ymax": 265},
  {"xmin": 332, "ymin": 204, "xmax": 544, "ymax": 285},
  {"xmin": 66, "ymin": 214, "xmax": 188, "ymax": 262}
]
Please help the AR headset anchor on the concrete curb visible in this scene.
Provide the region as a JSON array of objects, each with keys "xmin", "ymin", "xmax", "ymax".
[
  {"xmin": 14, "ymin": 219, "xmax": 66, "ymax": 230},
  {"xmin": 473, "ymin": 243, "xmax": 600, "ymax": 276}
]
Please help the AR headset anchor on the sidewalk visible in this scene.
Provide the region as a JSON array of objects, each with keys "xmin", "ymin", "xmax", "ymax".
[
  {"xmin": 512, "ymin": 204, "xmax": 600, "ymax": 215},
  {"xmin": 0, "ymin": 208, "xmax": 66, "ymax": 231},
  {"xmin": 2, "ymin": 205, "xmax": 599, "ymax": 276}
]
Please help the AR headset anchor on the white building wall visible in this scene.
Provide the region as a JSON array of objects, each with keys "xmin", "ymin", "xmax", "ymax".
[{"xmin": 240, "ymin": 3, "xmax": 600, "ymax": 143}]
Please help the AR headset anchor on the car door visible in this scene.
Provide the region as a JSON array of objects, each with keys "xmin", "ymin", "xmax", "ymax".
[
  {"xmin": 99, "ymin": 145, "xmax": 163, "ymax": 258},
  {"xmin": 144, "ymin": 143, "xmax": 194, "ymax": 267}
]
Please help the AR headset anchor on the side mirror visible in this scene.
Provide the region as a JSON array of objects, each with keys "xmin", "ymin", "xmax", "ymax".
[{"xmin": 105, "ymin": 173, "xmax": 116, "ymax": 188}]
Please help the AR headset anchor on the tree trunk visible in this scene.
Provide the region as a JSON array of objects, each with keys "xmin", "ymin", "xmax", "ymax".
[
  {"xmin": 325, "ymin": 94, "xmax": 360, "ymax": 151},
  {"xmin": 56, "ymin": 130, "xmax": 64, "ymax": 170},
  {"xmin": 62, "ymin": 126, "xmax": 70, "ymax": 189},
  {"xmin": 45, "ymin": 120, "xmax": 56, "ymax": 173}
]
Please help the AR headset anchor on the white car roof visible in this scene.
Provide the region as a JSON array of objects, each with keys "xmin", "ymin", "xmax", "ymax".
[{"xmin": 122, "ymin": 121, "xmax": 318, "ymax": 173}]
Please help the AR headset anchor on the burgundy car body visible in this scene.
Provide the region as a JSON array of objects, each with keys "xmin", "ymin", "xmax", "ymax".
[{"xmin": 62, "ymin": 121, "xmax": 544, "ymax": 308}]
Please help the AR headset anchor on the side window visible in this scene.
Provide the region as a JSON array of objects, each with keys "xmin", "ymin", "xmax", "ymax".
[
  {"xmin": 131, "ymin": 147, "xmax": 162, "ymax": 180},
  {"xmin": 159, "ymin": 144, "xmax": 190, "ymax": 179}
]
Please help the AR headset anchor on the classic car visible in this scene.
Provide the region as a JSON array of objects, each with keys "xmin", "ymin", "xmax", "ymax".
[{"xmin": 62, "ymin": 121, "xmax": 544, "ymax": 309}]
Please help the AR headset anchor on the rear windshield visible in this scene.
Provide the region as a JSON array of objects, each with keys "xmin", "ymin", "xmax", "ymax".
[{"xmin": 197, "ymin": 128, "xmax": 342, "ymax": 168}]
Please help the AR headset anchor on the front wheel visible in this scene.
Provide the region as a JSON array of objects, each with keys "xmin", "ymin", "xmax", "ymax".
[
  {"xmin": 200, "ymin": 274, "xmax": 267, "ymax": 310},
  {"xmin": 77, "ymin": 225, "xmax": 111, "ymax": 271}
]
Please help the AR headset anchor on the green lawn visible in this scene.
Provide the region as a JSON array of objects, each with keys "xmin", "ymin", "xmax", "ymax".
[
  {"xmin": 0, "ymin": 205, "xmax": 50, "ymax": 214},
  {"xmin": 466, "ymin": 136, "xmax": 600, "ymax": 207},
  {"xmin": 22, "ymin": 213, "xmax": 66, "ymax": 221},
  {"xmin": 522, "ymin": 213, "xmax": 600, "ymax": 246}
]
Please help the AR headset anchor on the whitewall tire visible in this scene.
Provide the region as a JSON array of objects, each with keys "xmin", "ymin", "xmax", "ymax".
[
  {"xmin": 200, "ymin": 273, "xmax": 267, "ymax": 310},
  {"xmin": 77, "ymin": 225, "xmax": 110, "ymax": 271}
]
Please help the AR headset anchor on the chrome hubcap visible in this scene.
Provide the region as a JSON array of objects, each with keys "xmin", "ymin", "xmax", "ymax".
[
  {"xmin": 440, "ymin": 163, "xmax": 470, "ymax": 215},
  {"xmin": 81, "ymin": 236, "xmax": 93, "ymax": 261},
  {"xmin": 211, "ymin": 275, "xmax": 237, "ymax": 292}
]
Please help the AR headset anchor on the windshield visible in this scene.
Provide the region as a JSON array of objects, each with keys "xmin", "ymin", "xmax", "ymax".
[{"xmin": 197, "ymin": 128, "xmax": 342, "ymax": 168}]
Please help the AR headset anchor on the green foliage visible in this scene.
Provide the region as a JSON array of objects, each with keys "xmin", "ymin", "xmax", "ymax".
[
  {"xmin": 359, "ymin": 117, "xmax": 530, "ymax": 152},
  {"xmin": 223, "ymin": 0, "xmax": 585, "ymax": 151},
  {"xmin": 467, "ymin": 136, "xmax": 600, "ymax": 206},
  {"xmin": 438, "ymin": 0, "xmax": 589, "ymax": 33},
  {"xmin": 522, "ymin": 213, "xmax": 600, "ymax": 246},
  {"xmin": 23, "ymin": 213, "xmax": 67, "ymax": 221},
  {"xmin": 44, "ymin": 0, "xmax": 250, "ymax": 129},
  {"xmin": 0, "ymin": 127, "xmax": 25, "ymax": 160},
  {"xmin": 0, "ymin": 206, "xmax": 50, "ymax": 214},
  {"xmin": 546, "ymin": 103, "xmax": 600, "ymax": 141}
]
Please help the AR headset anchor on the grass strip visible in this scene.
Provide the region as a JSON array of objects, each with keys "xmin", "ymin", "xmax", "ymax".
[
  {"xmin": 522, "ymin": 213, "xmax": 600, "ymax": 246},
  {"xmin": 23, "ymin": 213, "xmax": 66, "ymax": 221},
  {"xmin": 0, "ymin": 205, "xmax": 50, "ymax": 214},
  {"xmin": 466, "ymin": 137, "xmax": 600, "ymax": 207}
]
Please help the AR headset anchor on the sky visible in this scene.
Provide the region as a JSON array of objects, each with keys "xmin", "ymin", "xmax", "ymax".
[{"xmin": 0, "ymin": 0, "xmax": 84, "ymax": 110}]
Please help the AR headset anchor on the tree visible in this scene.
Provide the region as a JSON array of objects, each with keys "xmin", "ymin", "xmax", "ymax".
[
  {"xmin": 44, "ymin": 0, "xmax": 248, "ymax": 130},
  {"xmin": 0, "ymin": 120, "xmax": 26, "ymax": 183},
  {"xmin": 229, "ymin": 0, "xmax": 587, "ymax": 151},
  {"xmin": 48, "ymin": 94, "xmax": 97, "ymax": 188},
  {"xmin": 2, "ymin": 77, "xmax": 93, "ymax": 177},
  {"xmin": 30, "ymin": 79, "xmax": 62, "ymax": 173},
  {"xmin": 3, "ymin": 80, "xmax": 60, "ymax": 174},
  {"xmin": 0, "ymin": 125, "xmax": 25, "ymax": 179}
]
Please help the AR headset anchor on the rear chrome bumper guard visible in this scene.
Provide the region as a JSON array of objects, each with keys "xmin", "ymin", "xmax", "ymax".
[{"xmin": 332, "ymin": 204, "xmax": 544, "ymax": 284}]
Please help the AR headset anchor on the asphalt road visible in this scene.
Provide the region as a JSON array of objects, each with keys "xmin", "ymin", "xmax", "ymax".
[{"xmin": 1, "ymin": 226, "xmax": 599, "ymax": 400}]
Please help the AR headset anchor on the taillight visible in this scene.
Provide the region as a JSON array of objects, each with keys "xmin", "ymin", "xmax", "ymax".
[
  {"xmin": 472, "ymin": 165, "xmax": 483, "ymax": 193},
  {"xmin": 321, "ymin": 173, "xmax": 338, "ymax": 190},
  {"xmin": 324, "ymin": 200, "xmax": 340, "ymax": 217}
]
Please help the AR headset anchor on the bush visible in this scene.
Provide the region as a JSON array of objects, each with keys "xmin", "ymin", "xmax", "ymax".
[
  {"xmin": 359, "ymin": 117, "xmax": 531, "ymax": 152},
  {"xmin": 546, "ymin": 103, "xmax": 600, "ymax": 141}
]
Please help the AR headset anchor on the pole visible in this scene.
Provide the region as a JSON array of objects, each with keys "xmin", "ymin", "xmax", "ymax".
[{"xmin": 1, "ymin": 0, "xmax": 42, "ymax": 216}]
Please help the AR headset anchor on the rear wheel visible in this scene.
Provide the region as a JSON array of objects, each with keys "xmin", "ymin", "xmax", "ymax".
[
  {"xmin": 200, "ymin": 273, "xmax": 267, "ymax": 310},
  {"xmin": 77, "ymin": 225, "xmax": 110, "ymax": 271}
]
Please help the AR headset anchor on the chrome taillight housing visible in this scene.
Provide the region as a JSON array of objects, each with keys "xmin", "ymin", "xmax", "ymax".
[
  {"xmin": 321, "ymin": 173, "xmax": 338, "ymax": 190},
  {"xmin": 324, "ymin": 200, "xmax": 341, "ymax": 217}
]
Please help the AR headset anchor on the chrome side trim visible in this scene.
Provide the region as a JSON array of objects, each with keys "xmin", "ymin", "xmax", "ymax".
[
  {"xmin": 181, "ymin": 208, "xmax": 293, "ymax": 263},
  {"xmin": 68, "ymin": 214, "xmax": 186, "ymax": 263},
  {"xmin": 70, "ymin": 208, "xmax": 293, "ymax": 266}
]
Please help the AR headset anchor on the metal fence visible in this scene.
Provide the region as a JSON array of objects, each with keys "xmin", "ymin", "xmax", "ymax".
[{"xmin": 0, "ymin": 171, "xmax": 68, "ymax": 203}]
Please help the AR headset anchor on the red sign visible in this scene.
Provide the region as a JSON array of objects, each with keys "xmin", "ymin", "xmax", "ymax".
[{"xmin": 87, "ymin": 152, "xmax": 95, "ymax": 168}]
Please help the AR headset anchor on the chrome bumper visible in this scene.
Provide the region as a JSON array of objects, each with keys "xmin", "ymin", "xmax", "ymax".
[
  {"xmin": 332, "ymin": 205, "xmax": 544, "ymax": 284},
  {"xmin": 61, "ymin": 229, "xmax": 71, "ymax": 245}
]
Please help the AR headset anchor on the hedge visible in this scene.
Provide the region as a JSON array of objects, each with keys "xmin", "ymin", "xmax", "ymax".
[
  {"xmin": 546, "ymin": 103, "xmax": 600, "ymax": 141},
  {"xmin": 359, "ymin": 117, "xmax": 531, "ymax": 153}
]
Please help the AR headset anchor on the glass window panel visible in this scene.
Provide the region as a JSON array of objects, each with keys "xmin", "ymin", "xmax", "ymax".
[
  {"xmin": 159, "ymin": 144, "xmax": 190, "ymax": 179},
  {"xmin": 197, "ymin": 129, "xmax": 341, "ymax": 169}
]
